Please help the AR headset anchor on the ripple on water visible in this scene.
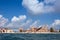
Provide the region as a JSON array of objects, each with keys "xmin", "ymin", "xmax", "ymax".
[{"xmin": 0, "ymin": 33, "xmax": 60, "ymax": 40}]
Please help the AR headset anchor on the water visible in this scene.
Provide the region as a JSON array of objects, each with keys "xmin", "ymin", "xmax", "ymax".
[{"xmin": 0, "ymin": 33, "xmax": 60, "ymax": 40}]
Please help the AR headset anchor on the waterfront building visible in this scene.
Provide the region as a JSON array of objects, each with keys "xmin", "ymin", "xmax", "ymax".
[
  {"xmin": 25, "ymin": 26, "xmax": 49, "ymax": 33},
  {"xmin": 37, "ymin": 26, "xmax": 49, "ymax": 32},
  {"xmin": 6, "ymin": 30, "xmax": 14, "ymax": 33},
  {"xmin": 0, "ymin": 28, "xmax": 14, "ymax": 33},
  {"xmin": 30, "ymin": 27, "xmax": 37, "ymax": 32},
  {"xmin": 26, "ymin": 29, "xmax": 31, "ymax": 33}
]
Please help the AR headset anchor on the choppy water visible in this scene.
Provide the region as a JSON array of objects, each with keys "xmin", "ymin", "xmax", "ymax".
[{"xmin": 0, "ymin": 33, "xmax": 60, "ymax": 40}]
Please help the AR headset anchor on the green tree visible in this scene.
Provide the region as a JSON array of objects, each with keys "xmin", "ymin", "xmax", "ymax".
[
  {"xmin": 19, "ymin": 29, "xmax": 23, "ymax": 32},
  {"xmin": 50, "ymin": 27, "xmax": 54, "ymax": 32},
  {"xmin": 59, "ymin": 29, "xmax": 60, "ymax": 32}
]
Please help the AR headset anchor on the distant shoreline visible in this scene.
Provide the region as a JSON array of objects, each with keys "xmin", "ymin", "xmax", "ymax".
[{"xmin": 0, "ymin": 32, "xmax": 60, "ymax": 34}]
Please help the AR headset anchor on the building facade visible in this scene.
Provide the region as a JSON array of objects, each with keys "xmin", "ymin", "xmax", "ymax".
[{"xmin": 0, "ymin": 28, "xmax": 14, "ymax": 33}]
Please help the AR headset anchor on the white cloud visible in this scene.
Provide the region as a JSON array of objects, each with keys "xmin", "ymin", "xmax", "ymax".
[
  {"xmin": 0, "ymin": 15, "xmax": 8, "ymax": 27},
  {"xmin": 52, "ymin": 19, "xmax": 60, "ymax": 26},
  {"xmin": 7, "ymin": 16, "xmax": 40, "ymax": 29},
  {"xmin": 20, "ymin": 20, "xmax": 32, "ymax": 29},
  {"xmin": 0, "ymin": 15, "xmax": 3, "ymax": 18},
  {"xmin": 7, "ymin": 15, "xmax": 27, "ymax": 28},
  {"xmin": 54, "ymin": 0, "xmax": 60, "ymax": 13},
  {"xmin": 7, "ymin": 19, "xmax": 32, "ymax": 29},
  {"xmin": 11, "ymin": 16, "xmax": 20, "ymax": 22},
  {"xmin": 50, "ymin": 19, "xmax": 60, "ymax": 30},
  {"xmin": 44, "ymin": 0, "xmax": 56, "ymax": 4},
  {"xmin": 22, "ymin": 0, "xmax": 55, "ymax": 14},
  {"xmin": 30, "ymin": 20, "xmax": 40, "ymax": 27},
  {"xmin": 6, "ymin": 15, "xmax": 31, "ymax": 29},
  {"xmin": 11, "ymin": 15, "xmax": 26, "ymax": 22}
]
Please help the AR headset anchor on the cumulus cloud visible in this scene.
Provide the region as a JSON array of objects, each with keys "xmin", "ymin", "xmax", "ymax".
[
  {"xmin": 22, "ymin": 0, "xmax": 55, "ymax": 14},
  {"xmin": 44, "ymin": 0, "xmax": 56, "ymax": 4},
  {"xmin": 7, "ymin": 15, "xmax": 41, "ymax": 29},
  {"xmin": 7, "ymin": 15, "xmax": 27, "ymax": 28},
  {"xmin": 0, "ymin": 15, "xmax": 8, "ymax": 27},
  {"xmin": 7, "ymin": 19, "xmax": 40, "ymax": 29},
  {"xmin": 20, "ymin": 20, "xmax": 32, "ymax": 29},
  {"xmin": 30, "ymin": 20, "xmax": 40, "ymax": 27},
  {"xmin": 52, "ymin": 19, "xmax": 60, "ymax": 26},
  {"xmin": 11, "ymin": 15, "xmax": 26, "ymax": 22},
  {"xmin": 1, "ymin": 14, "xmax": 60, "ymax": 30},
  {"xmin": 50, "ymin": 19, "xmax": 60, "ymax": 30},
  {"xmin": 0, "ymin": 15, "xmax": 3, "ymax": 18},
  {"xmin": 54, "ymin": 0, "xmax": 60, "ymax": 13},
  {"xmin": 6, "ymin": 15, "xmax": 31, "ymax": 29}
]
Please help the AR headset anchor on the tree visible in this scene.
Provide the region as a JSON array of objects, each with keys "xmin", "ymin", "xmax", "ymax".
[
  {"xmin": 59, "ymin": 29, "xmax": 60, "ymax": 32},
  {"xmin": 50, "ymin": 27, "xmax": 54, "ymax": 32},
  {"xmin": 19, "ymin": 28, "xmax": 23, "ymax": 32},
  {"xmin": 20, "ymin": 29, "xmax": 23, "ymax": 32}
]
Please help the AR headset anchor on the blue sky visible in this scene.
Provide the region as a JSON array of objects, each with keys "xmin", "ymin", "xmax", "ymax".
[
  {"xmin": 0, "ymin": 0, "xmax": 26, "ymax": 19},
  {"xmin": 0, "ymin": 0, "xmax": 60, "ymax": 30}
]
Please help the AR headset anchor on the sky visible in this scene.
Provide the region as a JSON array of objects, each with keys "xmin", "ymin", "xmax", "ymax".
[{"xmin": 0, "ymin": 0, "xmax": 60, "ymax": 31}]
